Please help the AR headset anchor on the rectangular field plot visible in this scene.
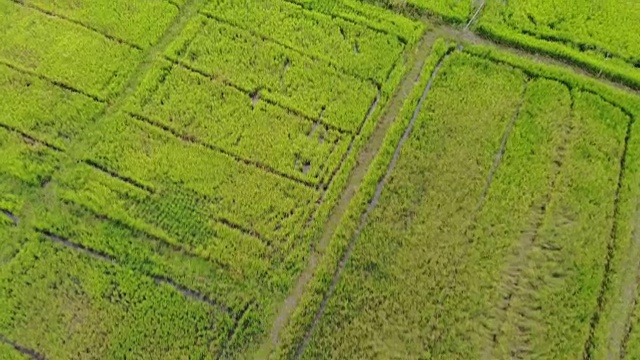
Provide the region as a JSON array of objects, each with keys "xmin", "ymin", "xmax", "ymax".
[
  {"xmin": 201, "ymin": 0, "xmax": 405, "ymax": 83},
  {"xmin": 126, "ymin": 60, "xmax": 350, "ymax": 185},
  {"xmin": 18, "ymin": 0, "xmax": 179, "ymax": 48},
  {"xmin": 0, "ymin": 64, "xmax": 104, "ymax": 150},
  {"xmin": 69, "ymin": 113, "xmax": 319, "ymax": 244},
  {"xmin": 165, "ymin": 16, "xmax": 380, "ymax": 133},
  {"xmin": 478, "ymin": 0, "xmax": 640, "ymax": 88},
  {"xmin": 0, "ymin": 0, "xmax": 143, "ymax": 99},
  {"xmin": 0, "ymin": 237, "xmax": 233, "ymax": 360},
  {"xmin": 294, "ymin": 50, "xmax": 637, "ymax": 359}
]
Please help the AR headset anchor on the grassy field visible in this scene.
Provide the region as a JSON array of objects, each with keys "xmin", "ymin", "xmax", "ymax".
[{"xmin": 1, "ymin": 0, "xmax": 640, "ymax": 359}]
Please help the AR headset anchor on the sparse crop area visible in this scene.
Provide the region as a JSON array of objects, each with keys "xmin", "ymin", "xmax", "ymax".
[{"xmin": 1, "ymin": 0, "xmax": 640, "ymax": 359}]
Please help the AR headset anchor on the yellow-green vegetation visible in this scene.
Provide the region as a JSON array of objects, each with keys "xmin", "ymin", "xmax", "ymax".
[
  {"xmin": 2, "ymin": 0, "xmax": 640, "ymax": 358},
  {"xmin": 478, "ymin": 0, "xmax": 640, "ymax": 89},
  {"xmin": 0, "ymin": 0, "xmax": 426, "ymax": 357},
  {"xmin": 283, "ymin": 43, "xmax": 640, "ymax": 359}
]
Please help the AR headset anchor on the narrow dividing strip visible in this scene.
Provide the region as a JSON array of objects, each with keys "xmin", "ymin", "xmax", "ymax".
[
  {"xmin": 9, "ymin": 0, "xmax": 143, "ymax": 50},
  {"xmin": 583, "ymin": 112, "xmax": 635, "ymax": 360},
  {"xmin": 83, "ymin": 159, "xmax": 156, "ymax": 194},
  {"xmin": 0, "ymin": 122, "xmax": 63, "ymax": 152},
  {"xmin": 485, "ymin": 90, "xmax": 575, "ymax": 360},
  {"xmin": 36, "ymin": 229, "xmax": 232, "ymax": 315},
  {"xmin": 197, "ymin": 11, "xmax": 381, "ymax": 87},
  {"xmin": 127, "ymin": 112, "xmax": 319, "ymax": 189},
  {"xmin": 0, "ymin": 335, "xmax": 46, "ymax": 360},
  {"xmin": 215, "ymin": 217, "xmax": 273, "ymax": 248},
  {"xmin": 0, "ymin": 60, "xmax": 105, "ymax": 103},
  {"xmin": 475, "ymin": 81, "xmax": 528, "ymax": 212},
  {"xmin": 318, "ymin": 91, "xmax": 381, "ymax": 192},
  {"xmin": 1, "ymin": 209, "xmax": 18, "ymax": 226},
  {"xmin": 165, "ymin": 59, "xmax": 354, "ymax": 136},
  {"xmin": 294, "ymin": 52, "xmax": 451, "ymax": 360}
]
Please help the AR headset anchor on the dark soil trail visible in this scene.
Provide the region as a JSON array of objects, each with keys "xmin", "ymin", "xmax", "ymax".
[
  {"xmin": 293, "ymin": 50, "xmax": 452, "ymax": 360},
  {"xmin": 256, "ymin": 30, "xmax": 446, "ymax": 359},
  {"xmin": 0, "ymin": 335, "xmax": 47, "ymax": 360},
  {"xmin": 583, "ymin": 111, "xmax": 635, "ymax": 360}
]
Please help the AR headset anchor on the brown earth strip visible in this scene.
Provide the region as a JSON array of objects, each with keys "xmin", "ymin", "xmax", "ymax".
[
  {"xmin": 255, "ymin": 30, "xmax": 445, "ymax": 359},
  {"xmin": 294, "ymin": 50, "xmax": 452, "ymax": 360}
]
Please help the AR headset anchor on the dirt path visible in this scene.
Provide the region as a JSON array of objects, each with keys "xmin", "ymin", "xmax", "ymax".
[
  {"xmin": 254, "ymin": 30, "xmax": 447, "ymax": 359},
  {"xmin": 292, "ymin": 49, "xmax": 451, "ymax": 360}
]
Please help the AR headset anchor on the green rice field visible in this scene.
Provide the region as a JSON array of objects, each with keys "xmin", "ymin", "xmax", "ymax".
[{"xmin": 1, "ymin": 0, "xmax": 639, "ymax": 359}]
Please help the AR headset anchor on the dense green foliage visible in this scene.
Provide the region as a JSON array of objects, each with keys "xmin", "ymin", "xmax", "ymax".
[
  {"xmin": 166, "ymin": 16, "xmax": 379, "ymax": 132},
  {"xmin": 0, "ymin": 0, "xmax": 143, "ymax": 99},
  {"xmin": 0, "ymin": 65, "xmax": 104, "ymax": 149},
  {"xmin": 126, "ymin": 60, "xmax": 349, "ymax": 185},
  {"xmin": 478, "ymin": 0, "xmax": 640, "ymax": 89},
  {"xmin": 21, "ymin": 0, "xmax": 179, "ymax": 48},
  {"xmin": 287, "ymin": 0, "xmax": 425, "ymax": 44},
  {"xmin": 202, "ymin": 0, "xmax": 405, "ymax": 83},
  {"xmin": 283, "ymin": 46, "xmax": 640, "ymax": 359},
  {"xmin": 2, "ymin": 0, "xmax": 640, "ymax": 358},
  {"xmin": 0, "ymin": 0, "xmax": 424, "ymax": 357}
]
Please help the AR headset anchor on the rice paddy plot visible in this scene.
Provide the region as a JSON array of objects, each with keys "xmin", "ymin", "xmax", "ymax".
[{"xmin": 289, "ymin": 47, "xmax": 640, "ymax": 360}]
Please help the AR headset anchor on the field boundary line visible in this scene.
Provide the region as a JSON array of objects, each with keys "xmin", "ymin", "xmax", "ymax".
[
  {"xmin": 66, "ymin": 199, "xmax": 247, "ymax": 272},
  {"xmin": 0, "ymin": 335, "xmax": 46, "ymax": 360},
  {"xmin": 475, "ymin": 80, "xmax": 528, "ymax": 212},
  {"xmin": 83, "ymin": 159, "xmax": 156, "ymax": 194},
  {"xmin": 620, "ymin": 268, "xmax": 640, "ymax": 359},
  {"xmin": 464, "ymin": 0, "xmax": 486, "ymax": 31},
  {"xmin": 583, "ymin": 110, "xmax": 635, "ymax": 360},
  {"xmin": 165, "ymin": 58, "xmax": 356, "ymax": 136},
  {"xmin": 293, "ymin": 51, "xmax": 451, "ymax": 360},
  {"xmin": 217, "ymin": 300, "xmax": 256, "ymax": 360},
  {"xmin": 127, "ymin": 112, "xmax": 318, "ymax": 190},
  {"xmin": 0, "ymin": 60, "xmax": 105, "ymax": 103},
  {"xmin": 36, "ymin": 229, "xmax": 234, "ymax": 315},
  {"xmin": 197, "ymin": 11, "xmax": 385, "ymax": 87},
  {"xmin": 9, "ymin": 0, "xmax": 144, "ymax": 50},
  {"xmin": 0, "ymin": 122, "xmax": 64, "ymax": 152},
  {"xmin": 0, "ymin": 209, "xmax": 18, "ymax": 226}
]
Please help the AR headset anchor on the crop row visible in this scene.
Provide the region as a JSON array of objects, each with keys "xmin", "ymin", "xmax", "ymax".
[
  {"xmin": 278, "ymin": 42, "xmax": 640, "ymax": 359},
  {"xmin": 126, "ymin": 60, "xmax": 350, "ymax": 185},
  {"xmin": 201, "ymin": 0, "xmax": 405, "ymax": 83},
  {"xmin": 476, "ymin": 0, "xmax": 640, "ymax": 89}
]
